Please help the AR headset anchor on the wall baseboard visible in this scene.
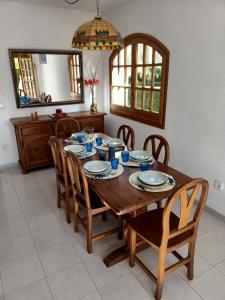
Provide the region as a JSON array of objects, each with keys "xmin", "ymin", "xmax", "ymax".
[
  {"xmin": 204, "ymin": 204, "xmax": 225, "ymax": 223},
  {"xmin": 0, "ymin": 162, "xmax": 19, "ymax": 170}
]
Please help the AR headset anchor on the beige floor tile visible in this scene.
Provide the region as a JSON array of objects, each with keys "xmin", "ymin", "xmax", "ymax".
[
  {"xmin": 47, "ymin": 264, "xmax": 96, "ymax": 300},
  {"xmin": 1, "ymin": 253, "xmax": 44, "ymax": 294},
  {"xmin": 214, "ymin": 258, "xmax": 225, "ymax": 276},
  {"xmin": 196, "ymin": 232, "xmax": 225, "ymax": 264},
  {"xmin": 80, "ymin": 291, "xmax": 102, "ymax": 300},
  {"xmin": 0, "ymin": 201, "xmax": 23, "ymax": 224},
  {"xmin": 84, "ymin": 255, "xmax": 131, "ymax": 289},
  {"xmin": 0, "ymin": 233, "xmax": 36, "ymax": 267},
  {"xmin": 190, "ymin": 267, "xmax": 225, "ymax": 299},
  {"xmin": 32, "ymin": 222, "xmax": 68, "ymax": 251},
  {"xmin": 0, "ymin": 215, "xmax": 29, "ymax": 242},
  {"xmin": 25, "ymin": 207, "xmax": 58, "ymax": 232},
  {"xmin": 100, "ymin": 273, "xmax": 153, "ymax": 300},
  {"xmin": 4, "ymin": 279, "xmax": 52, "ymax": 300},
  {"xmin": 38, "ymin": 239, "xmax": 81, "ymax": 276}
]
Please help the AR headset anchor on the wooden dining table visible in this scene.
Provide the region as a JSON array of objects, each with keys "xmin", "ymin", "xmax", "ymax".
[{"xmin": 64, "ymin": 133, "xmax": 192, "ymax": 267}]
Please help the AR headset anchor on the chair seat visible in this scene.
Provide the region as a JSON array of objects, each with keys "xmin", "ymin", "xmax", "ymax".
[{"xmin": 129, "ymin": 209, "xmax": 192, "ymax": 249}]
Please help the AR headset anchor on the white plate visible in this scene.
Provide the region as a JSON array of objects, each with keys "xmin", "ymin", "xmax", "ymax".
[
  {"xmin": 138, "ymin": 171, "xmax": 167, "ymax": 186},
  {"xmin": 129, "ymin": 156, "xmax": 153, "ymax": 162},
  {"xmin": 104, "ymin": 138, "xmax": 123, "ymax": 147},
  {"xmin": 71, "ymin": 132, "xmax": 88, "ymax": 139},
  {"xmin": 129, "ymin": 150, "xmax": 151, "ymax": 161},
  {"xmin": 84, "ymin": 160, "xmax": 109, "ymax": 174},
  {"xmin": 64, "ymin": 145, "xmax": 85, "ymax": 154}
]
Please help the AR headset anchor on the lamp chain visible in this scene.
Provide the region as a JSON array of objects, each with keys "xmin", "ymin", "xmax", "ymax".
[{"xmin": 96, "ymin": 0, "xmax": 100, "ymax": 17}]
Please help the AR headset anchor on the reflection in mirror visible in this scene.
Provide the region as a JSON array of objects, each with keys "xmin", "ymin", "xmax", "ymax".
[{"xmin": 9, "ymin": 49, "xmax": 84, "ymax": 108}]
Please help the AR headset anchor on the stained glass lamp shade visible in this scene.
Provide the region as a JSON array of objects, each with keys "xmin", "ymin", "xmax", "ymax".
[{"xmin": 72, "ymin": 15, "xmax": 124, "ymax": 50}]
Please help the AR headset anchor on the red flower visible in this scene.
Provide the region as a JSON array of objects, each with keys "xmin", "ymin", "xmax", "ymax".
[
  {"xmin": 76, "ymin": 78, "xmax": 81, "ymax": 84},
  {"xmin": 83, "ymin": 78, "xmax": 101, "ymax": 86},
  {"xmin": 88, "ymin": 79, "xmax": 93, "ymax": 85}
]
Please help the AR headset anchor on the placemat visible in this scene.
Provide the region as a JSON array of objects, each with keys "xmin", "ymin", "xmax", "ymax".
[
  {"xmin": 118, "ymin": 156, "xmax": 155, "ymax": 167},
  {"xmin": 85, "ymin": 164, "xmax": 124, "ymax": 180},
  {"xmin": 129, "ymin": 171, "xmax": 175, "ymax": 192}
]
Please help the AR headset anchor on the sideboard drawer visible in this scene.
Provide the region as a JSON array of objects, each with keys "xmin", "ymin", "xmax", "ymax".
[
  {"xmin": 79, "ymin": 117, "xmax": 104, "ymax": 132},
  {"xmin": 11, "ymin": 111, "xmax": 106, "ymax": 173},
  {"xmin": 21, "ymin": 124, "xmax": 54, "ymax": 136}
]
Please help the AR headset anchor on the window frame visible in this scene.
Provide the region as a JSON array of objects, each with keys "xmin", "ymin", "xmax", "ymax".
[
  {"xmin": 17, "ymin": 54, "xmax": 38, "ymax": 98},
  {"xmin": 68, "ymin": 54, "xmax": 81, "ymax": 94},
  {"xmin": 109, "ymin": 33, "xmax": 170, "ymax": 129}
]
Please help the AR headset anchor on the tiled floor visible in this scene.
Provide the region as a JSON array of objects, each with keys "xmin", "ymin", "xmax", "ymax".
[{"xmin": 0, "ymin": 166, "xmax": 225, "ymax": 299}]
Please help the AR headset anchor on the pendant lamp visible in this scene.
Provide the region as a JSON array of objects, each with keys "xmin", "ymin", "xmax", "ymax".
[{"xmin": 68, "ymin": 0, "xmax": 124, "ymax": 50}]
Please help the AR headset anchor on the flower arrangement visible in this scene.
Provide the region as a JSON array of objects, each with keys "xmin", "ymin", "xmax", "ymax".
[{"xmin": 77, "ymin": 59, "xmax": 101, "ymax": 113}]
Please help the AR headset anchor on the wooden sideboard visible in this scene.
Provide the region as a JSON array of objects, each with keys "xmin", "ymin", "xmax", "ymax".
[{"xmin": 10, "ymin": 111, "xmax": 106, "ymax": 173}]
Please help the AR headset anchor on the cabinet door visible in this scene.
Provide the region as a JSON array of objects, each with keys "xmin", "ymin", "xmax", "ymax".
[{"xmin": 23, "ymin": 135, "xmax": 52, "ymax": 168}]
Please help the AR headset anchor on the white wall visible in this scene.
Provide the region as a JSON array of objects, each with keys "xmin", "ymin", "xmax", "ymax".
[
  {"xmin": 0, "ymin": 1, "xmax": 104, "ymax": 166},
  {"xmin": 103, "ymin": 0, "xmax": 225, "ymax": 214}
]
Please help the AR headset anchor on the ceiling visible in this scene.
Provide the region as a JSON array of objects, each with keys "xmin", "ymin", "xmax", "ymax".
[{"xmin": 1, "ymin": 0, "xmax": 127, "ymax": 12}]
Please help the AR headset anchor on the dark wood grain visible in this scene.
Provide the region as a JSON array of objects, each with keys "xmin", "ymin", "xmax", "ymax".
[
  {"xmin": 10, "ymin": 112, "xmax": 106, "ymax": 173},
  {"xmin": 62, "ymin": 133, "xmax": 192, "ymax": 267}
]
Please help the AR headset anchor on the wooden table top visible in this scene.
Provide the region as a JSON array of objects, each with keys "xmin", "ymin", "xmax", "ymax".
[{"xmin": 64, "ymin": 133, "xmax": 192, "ymax": 216}]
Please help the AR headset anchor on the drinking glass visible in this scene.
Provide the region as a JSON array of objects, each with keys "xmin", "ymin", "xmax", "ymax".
[
  {"xmin": 98, "ymin": 150, "xmax": 106, "ymax": 161},
  {"xmin": 95, "ymin": 136, "xmax": 103, "ymax": 146},
  {"xmin": 83, "ymin": 127, "xmax": 94, "ymax": 142},
  {"xmin": 111, "ymin": 158, "xmax": 119, "ymax": 169},
  {"xmin": 140, "ymin": 162, "xmax": 149, "ymax": 172},
  {"xmin": 77, "ymin": 135, "xmax": 84, "ymax": 144},
  {"xmin": 108, "ymin": 145, "xmax": 115, "ymax": 160},
  {"xmin": 86, "ymin": 142, "xmax": 93, "ymax": 152},
  {"xmin": 121, "ymin": 151, "xmax": 129, "ymax": 162}
]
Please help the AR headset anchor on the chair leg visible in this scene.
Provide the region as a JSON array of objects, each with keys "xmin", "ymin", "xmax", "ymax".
[
  {"xmin": 87, "ymin": 216, "xmax": 93, "ymax": 254},
  {"xmin": 102, "ymin": 211, "xmax": 107, "ymax": 222},
  {"xmin": 118, "ymin": 215, "xmax": 123, "ymax": 240},
  {"xmin": 187, "ymin": 241, "xmax": 195, "ymax": 280},
  {"xmin": 65, "ymin": 189, "xmax": 71, "ymax": 224},
  {"xmin": 155, "ymin": 251, "xmax": 167, "ymax": 300},
  {"xmin": 56, "ymin": 180, "xmax": 61, "ymax": 208},
  {"xmin": 129, "ymin": 228, "xmax": 136, "ymax": 267},
  {"xmin": 74, "ymin": 199, "xmax": 79, "ymax": 233}
]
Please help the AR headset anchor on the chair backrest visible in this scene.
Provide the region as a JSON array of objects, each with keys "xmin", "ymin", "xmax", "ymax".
[
  {"xmin": 66, "ymin": 152, "xmax": 92, "ymax": 211},
  {"xmin": 55, "ymin": 117, "xmax": 81, "ymax": 139},
  {"xmin": 143, "ymin": 134, "xmax": 170, "ymax": 165},
  {"xmin": 49, "ymin": 136, "xmax": 68, "ymax": 186},
  {"xmin": 161, "ymin": 178, "xmax": 209, "ymax": 248},
  {"xmin": 117, "ymin": 124, "xmax": 135, "ymax": 150}
]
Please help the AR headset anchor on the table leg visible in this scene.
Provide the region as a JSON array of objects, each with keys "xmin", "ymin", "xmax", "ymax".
[{"xmin": 103, "ymin": 208, "xmax": 148, "ymax": 267}]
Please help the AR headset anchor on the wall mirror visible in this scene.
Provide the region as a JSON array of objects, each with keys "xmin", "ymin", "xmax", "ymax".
[{"xmin": 9, "ymin": 49, "xmax": 84, "ymax": 108}]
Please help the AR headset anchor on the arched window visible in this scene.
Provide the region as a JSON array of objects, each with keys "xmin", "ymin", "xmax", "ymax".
[{"xmin": 109, "ymin": 33, "xmax": 169, "ymax": 128}]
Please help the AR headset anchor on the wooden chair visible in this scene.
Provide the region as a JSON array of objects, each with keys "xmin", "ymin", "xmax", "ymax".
[
  {"xmin": 55, "ymin": 117, "xmax": 81, "ymax": 139},
  {"xmin": 143, "ymin": 134, "xmax": 170, "ymax": 165},
  {"xmin": 117, "ymin": 124, "xmax": 135, "ymax": 150},
  {"xmin": 49, "ymin": 136, "xmax": 72, "ymax": 223},
  {"xmin": 129, "ymin": 178, "xmax": 209, "ymax": 300},
  {"xmin": 66, "ymin": 152, "xmax": 123, "ymax": 254}
]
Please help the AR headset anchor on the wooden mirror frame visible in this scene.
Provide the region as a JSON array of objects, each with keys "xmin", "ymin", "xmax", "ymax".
[{"xmin": 9, "ymin": 49, "xmax": 84, "ymax": 108}]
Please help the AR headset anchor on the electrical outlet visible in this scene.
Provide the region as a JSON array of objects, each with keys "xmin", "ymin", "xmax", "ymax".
[{"xmin": 214, "ymin": 180, "xmax": 224, "ymax": 192}]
